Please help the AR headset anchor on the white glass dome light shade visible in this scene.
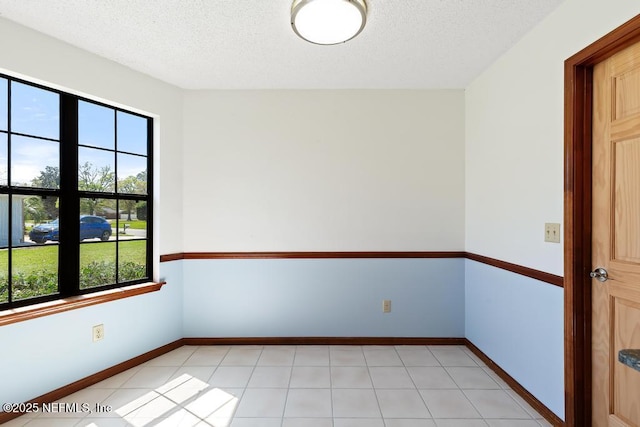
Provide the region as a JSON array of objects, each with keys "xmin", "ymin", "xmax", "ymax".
[{"xmin": 291, "ymin": 0, "xmax": 367, "ymax": 45}]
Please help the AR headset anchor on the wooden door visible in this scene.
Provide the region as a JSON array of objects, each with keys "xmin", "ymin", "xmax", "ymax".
[{"xmin": 592, "ymin": 40, "xmax": 640, "ymax": 427}]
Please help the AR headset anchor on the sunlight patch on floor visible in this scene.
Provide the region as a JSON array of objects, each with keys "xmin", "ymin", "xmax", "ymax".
[{"xmin": 95, "ymin": 373, "xmax": 239, "ymax": 426}]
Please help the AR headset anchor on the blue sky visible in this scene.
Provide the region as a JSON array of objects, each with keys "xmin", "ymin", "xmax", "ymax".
[{"xmin": 0, "ymin": 78, "xmax": 147, "ymax": 189}]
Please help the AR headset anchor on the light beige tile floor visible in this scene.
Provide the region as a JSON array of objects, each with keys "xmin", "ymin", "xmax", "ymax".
[{"xmin": 3, "ymin": 345, "xmax": 552, "ymax": 426}]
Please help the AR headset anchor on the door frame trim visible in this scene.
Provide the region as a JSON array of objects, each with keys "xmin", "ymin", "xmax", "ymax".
[{"xmin": 564, "ymin": 13, "xmax": 640, "ymax": 427}]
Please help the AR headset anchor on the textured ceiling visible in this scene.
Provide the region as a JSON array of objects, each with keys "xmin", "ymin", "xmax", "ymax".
[{"xmin": 0, "ymin": 0, "xmax": 564, "ymax": 89}]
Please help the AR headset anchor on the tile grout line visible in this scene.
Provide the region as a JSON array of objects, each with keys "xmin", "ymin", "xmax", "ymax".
[
  {"xmin": 204, "ymin": 344, "xmax": 238, "ymax": 424},
  {"xmin": 13, "ymin": 344, "xmax": 549, "ymax": 426},
  {"xmin": 179, "ymin": 345, "xmax": 217, "ymax": 425},
  {"xmin": 280, "ymin": 346, "xmax": 296, "ymax": 425},
  {"xmin": 403, "ymin": 345, "xmax": 436, "ymax": 421},
  {"xmin": 327, "ymin": 345, "xmax": 335, "ymax": 425},
  {"xmin": 366, "ymin": 348, "xmax": 386, "ymax": 422}
]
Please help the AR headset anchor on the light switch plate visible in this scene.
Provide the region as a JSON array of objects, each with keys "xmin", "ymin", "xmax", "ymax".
[{"xmin": 545, "ymin": 223, "xmax": 561, "ymax": 243}]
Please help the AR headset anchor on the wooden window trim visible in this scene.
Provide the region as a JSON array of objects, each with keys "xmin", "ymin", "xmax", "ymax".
[{"xmin": 0, "ymin": 281, "xmax": 165, "ymax": 327}]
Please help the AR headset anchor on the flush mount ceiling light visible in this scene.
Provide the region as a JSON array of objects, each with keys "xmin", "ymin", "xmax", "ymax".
[{"xmin": 291, "ymin": 0, "xmax": 367, "ymax": 45}]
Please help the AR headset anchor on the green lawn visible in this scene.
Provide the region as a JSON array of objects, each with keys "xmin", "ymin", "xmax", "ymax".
[
  {"xmin": 0, "ymin": 240, "xmax": 148, "ymax": 301},
  {"xmin": 115, "ymin": 219, "xmax": 147, "ymax": 230},
  {"xmin": 0, "ymin": 240, "xmax": 147, "ymax": 276}
]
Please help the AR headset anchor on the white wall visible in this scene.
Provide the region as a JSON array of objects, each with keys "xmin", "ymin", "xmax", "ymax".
[
  {"xmin": 0, "ymin": 18, "xmax": 185, "ymax": 406},
  {"xmin": 465, "ymin": 0, "xmax": 639, "ymax": 275},
  {"xmin": 183, "ymin": 90, "xmax": 465, "ymax": 251},
  {"xmin": 0, "ymin": 17, "xmax": 184, "ymax": 256}
]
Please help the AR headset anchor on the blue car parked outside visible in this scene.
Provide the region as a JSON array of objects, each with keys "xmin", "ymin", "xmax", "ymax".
[{"xmin": 29, "ymin": 215, "xmax": 113, "ymax": 243}]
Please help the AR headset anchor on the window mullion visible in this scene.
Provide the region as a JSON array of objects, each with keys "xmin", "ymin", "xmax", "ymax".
[
  {"xmin": 6, "ymin": 81, "xmax": 12, "ymax": 304},
  {"xmin": 145, "ymin": 119, "xmax": 153, "ymax": 280},
  {"xmin": 58, "ymin": 95, "xmax": 79, "ymax": 296}
]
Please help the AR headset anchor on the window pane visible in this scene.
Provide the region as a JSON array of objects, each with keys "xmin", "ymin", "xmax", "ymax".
[
  {"xmin": 117, "ymin": 153, "xmax": 147, "ymax": 195},
  {"xmin": 78, "ymin": 147, "xmax": 115, "ymax": 192},
  {"xmin": 79, "ymin": 101, "xmax": 114, "ymax": 150},
  {"xmin": 0, "ymin": 196, "xmax": 7, "ymax": 248},
  {"xmin": 11, "ymin": 135, "xmax": 59, "ymax": 188},
  {"xmin": 117, "ymin": 200, "xmax": 147, "ymax": 240},
  {"xmin": 12, "ymin": 245, "xmax": 59, "ymax": 301},
  {"xmin": 80, "ymin": 214, "xmax": 113, "ymax": 242},
  {"xmin": 118, "ymin": 240, "xmax": 146, "ymax": 283},
  {"xmin": 117, "ymin": 111, "xmax": 147, "ymax": 155},
  {"xmin": 80, "ymin": 196, "xmax": 113, "ymax": 217},
  {"xmin": 11, "ymin": 81, "xmax": 59, "ymax": 140},
  {"xmin": 0, "ymin": 133, "xmax": 6, "ymax": 186},
  {"xmin": 24, "ymin": 195, "xmax": 59, "ymax": 244},
  {"xmin": 0, "ymin": 249, "xmax": 7, "ymax": 303},
  {"xmin": 0, "ymin": 195, "xmax": 42, "ymax": 247},
  {"xmin": 80, "ymin": 197, "xmax": 114, "ymax": 241},
  {"xmin": 0, "ymin": 78, "xmax": 7, "ymax": 131},
  {"xmin": 80, "ymin": 241, "xmax": 116, "ymax": 289}
]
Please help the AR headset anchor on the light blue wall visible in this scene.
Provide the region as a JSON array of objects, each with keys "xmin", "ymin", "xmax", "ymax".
[
  {"xmin": 0, "ymin": 261, "xmax": 183, "ymax": 407},
  {"xmin": 183, "ymin": 258, "xmax": 465, "ymax": 338},
  {"xmin": 1, "ymin": 256, "xmax": 566, "ymax": 421},
  {"xmin": 464, "ymin": 259, "xmax": 564, "ymax": 419}
]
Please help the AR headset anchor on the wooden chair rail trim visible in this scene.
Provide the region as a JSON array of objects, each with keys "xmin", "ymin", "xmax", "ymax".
[
  {"xmin": 160, "ymin": 251, "xmax": 564, "ymax": 287},
  {"xmin": 465, "ymin": 253, "xmax": 564, "ymax": 287},
  {"xmin": 0, "ymin": 281, "xmax": 166, "ymax": 327},
  {"xmin": 160, "ymin": 251, "xmax": 466, "ymax": 260}
]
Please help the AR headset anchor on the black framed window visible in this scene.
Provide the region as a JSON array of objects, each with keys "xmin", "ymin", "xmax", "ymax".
[{"xmin": 0, "ymin": 74, "xmax": 153, "ymax": 309}]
